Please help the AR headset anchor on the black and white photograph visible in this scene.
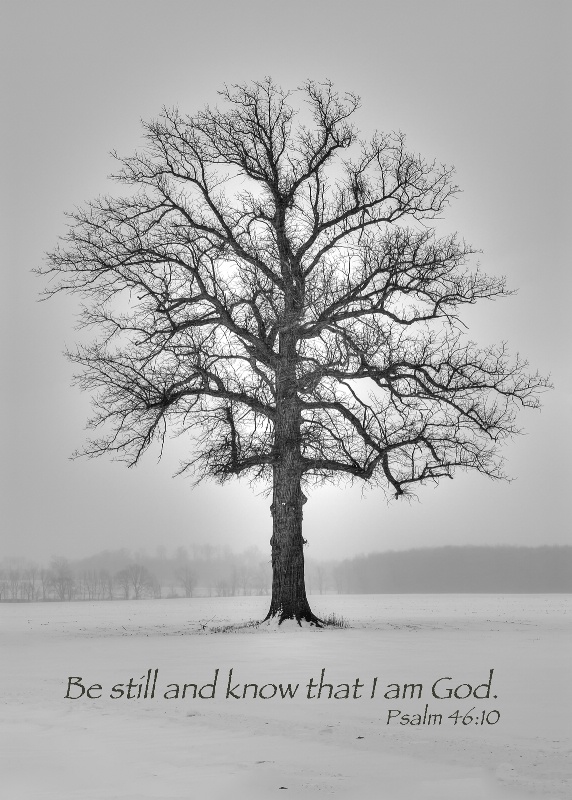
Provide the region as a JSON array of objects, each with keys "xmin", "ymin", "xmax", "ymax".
[{"xmin": 1, "ymin": 1, "xmax": 570, "ymax": 797}]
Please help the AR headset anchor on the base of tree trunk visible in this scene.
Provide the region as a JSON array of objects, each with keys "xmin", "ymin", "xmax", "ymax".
[{"xmin": 262, "ymin": 601, "xmax": 323, "ymax": 627}]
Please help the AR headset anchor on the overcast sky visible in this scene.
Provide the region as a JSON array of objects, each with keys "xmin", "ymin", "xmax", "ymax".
[{"xmin": 1, "ymin": 0, "xmax": 570, "ymax": 563}]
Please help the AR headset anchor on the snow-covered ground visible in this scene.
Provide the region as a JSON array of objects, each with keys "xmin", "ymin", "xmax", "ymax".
[{"xmin": 2, "ymin": 594, "xmax": 570, "ymax": 799}]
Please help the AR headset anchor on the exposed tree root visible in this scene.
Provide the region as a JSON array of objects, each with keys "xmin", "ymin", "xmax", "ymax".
[{"xmin": 262, "ymin": 605, "xmax": 324, "ymax": 627}]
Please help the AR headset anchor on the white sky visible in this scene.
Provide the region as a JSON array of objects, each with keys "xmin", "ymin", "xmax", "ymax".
[{"xmin": 1, "ymin": 0, "xmax": 570, "ymax": 562}]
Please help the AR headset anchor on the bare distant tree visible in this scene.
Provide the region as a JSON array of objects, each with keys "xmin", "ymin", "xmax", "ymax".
[
  {"xmin": 51, "ymin": 557, "xmax": 75, "ymax": 601},
  {"xmin": 236, "ymin": 566, "xmax": 252, "ymax": 596},
  {"xmin": 115, "ymin": 568, "xmax": 131, "ymax": 600},
  {"xmin": 175, "ymin": 563, "xmax": 196, "ymax": 598},
  {"xmin": 21, "ymin": 564, "xmax": 39, "ymax": 601},
  {"xmin": 310, "ymin": 563, "xmax": 327, "ymax": 595},
  {"xmin": 39, "ymin": 567, "xmax": 52, "ymax": 600},
  {"xmin": 81, "ymin": 569, "xmax": 99, "ymax": 600},
  {"xmin": 125, "ymin": 563, "xmax": 154, "ymax": 599},
  {"xmin": 253, "ymin": 561, "xmax": 271, "ymax": 596},
  {"xmin": 215, "ymin": 578, "xmax": 231, "ymax": 597},
  {"xmin": 42, "ymin": 79, "xmax": 548, "ymax": 624},
  {"xmin": 8, "ymin": 567, "xmax": 22, "ymax": 600},
  {"xmin": 332, "ymin": 564, "xmax": 346, "ymax": 595},
  {"xmin": 100, "ymin": 569, "xmax": 115, "ymax": 600}
]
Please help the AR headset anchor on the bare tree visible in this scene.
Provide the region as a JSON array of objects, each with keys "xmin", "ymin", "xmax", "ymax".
[
  {"xmin": 50, "ymin": 557, "xmax": 75, "ymax": 601},
  {"xmin": 8, "ymin": 567, "xmax": 22, "ymax": 600},
  {"xmin": 175, "ymin": 563, "xmax": 196, "ymax": 598},
  {"xmin": 21, "ymin": 564, "xmax": 39, "ymax": 601},
  {"xmin": 39, "ymin": 567, "xmax": 52, "ymax": 600},
  {"xmin": 100, "ymin": 569, "xmax": 115, "ymax": 600},
  {"xmin": 42, "ymin": 79, "xmax": 548, "ymax": 624},
  {"xmin": 126, "ymin": 563, "xmax": 154, "ymax": 600},
  {"xmin": 310, "ymin": 562, "xmax": 327, "ymax": 595},
  {"xmin": 81, "ymin": 569, "xmax": 99, "ymax": 600},
  {"xmin": 115, "ymin": 568, "xmax": 131, "ymax": 600}
]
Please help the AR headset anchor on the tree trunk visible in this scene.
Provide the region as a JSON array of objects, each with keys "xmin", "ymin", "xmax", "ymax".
[
  {"xmin": 263, "ymin": 206, "xmax": 320, "ymax": 625},
  {"xmin": 263, "ymin": 331, "xmax": 321, "ymax": 625},
  {"xmin": 264, "ymin": 467, "xmax": 321, "ymax": 625}
]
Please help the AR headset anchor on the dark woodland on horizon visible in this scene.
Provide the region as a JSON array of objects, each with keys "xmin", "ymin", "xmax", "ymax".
[{"xmin": 2, "ymin": 545, "xmax": 570, "ymax": 601}]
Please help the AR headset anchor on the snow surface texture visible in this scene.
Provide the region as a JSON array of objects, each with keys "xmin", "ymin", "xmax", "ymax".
[{"xmin": 2, "ymin": 594, "xmax": 570, "ymax": 799}]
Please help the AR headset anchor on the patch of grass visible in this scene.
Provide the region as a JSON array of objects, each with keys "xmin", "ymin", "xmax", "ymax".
[
  {"xmin": 203, "ymin": 614, "xmax": 350, "ymax": 632},
  {"xmin": 208, "ymin": 620, "xmax": 261, "ymax": 634},
  {"xmin": 321, "ymin": 612, "xmax": 350, "ymax": 628}
]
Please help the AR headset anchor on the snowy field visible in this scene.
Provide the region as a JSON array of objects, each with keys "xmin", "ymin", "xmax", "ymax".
[{"xmin": 2, "ymin": 594, "xmax": 570, "ymax": 799}]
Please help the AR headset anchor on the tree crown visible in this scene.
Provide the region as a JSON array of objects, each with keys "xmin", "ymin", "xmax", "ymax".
[{"xmin": 42, "ymin": 78, "xmax": 549, "ymax": 497}]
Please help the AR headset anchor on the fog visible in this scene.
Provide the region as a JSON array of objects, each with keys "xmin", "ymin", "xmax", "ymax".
[
  {"xmin": 2, "ymin": 545, "xmax": 570, "ymax": 602},
  {"xmin": 1, "ymin": 1, "xmax": 570, "ymax": 565}
]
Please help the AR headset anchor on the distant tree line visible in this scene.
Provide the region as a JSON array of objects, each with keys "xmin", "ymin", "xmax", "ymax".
[
  {"xmin": 0, "ymin": 545, "xmax": 570, "ymax": 601},
  {"xmin": 0, "ymin": 545, "xmax": 273, "ymax": 602},
  {"xmin": 332, "ymin": 546, "xmax": 572, "ymax": 593}
]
